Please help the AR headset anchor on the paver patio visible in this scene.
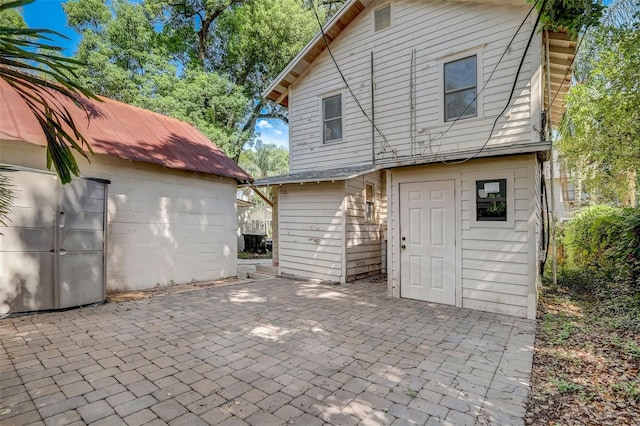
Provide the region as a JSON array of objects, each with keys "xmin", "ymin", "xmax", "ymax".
[{"xmin": 0, "ymin": 278, "xmax": 535, "ymax": 425}]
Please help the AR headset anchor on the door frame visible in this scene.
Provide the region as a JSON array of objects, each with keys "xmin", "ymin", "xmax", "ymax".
[
  {"xmin": 387, "ymin": 166, "xmax": 463, "ymax": 309},
  {"xmin": 398, "ymin": 179, "xmax": 456, "ymax": 304}
]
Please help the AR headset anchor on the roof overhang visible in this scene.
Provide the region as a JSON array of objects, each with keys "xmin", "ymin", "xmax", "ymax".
[
  {"xmin": 246, "ymin": 141, "xmax": 550, "ymax": 187},
  {"xmin": 245, "ymin": 163, "xmax": 376, "ymax": 187},
  {"xmin": 543, "ymin": 30, "xmax": 577, "ymax": 128},
  {"xmin": 263, "ymin": 0, "xmax": 367, "ymax": 107}
]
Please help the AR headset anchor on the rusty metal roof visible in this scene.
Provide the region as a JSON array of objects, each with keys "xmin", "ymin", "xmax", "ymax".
[{"xmin": 0, "ymin": 79, "xmax": 252, "ymax": 182}]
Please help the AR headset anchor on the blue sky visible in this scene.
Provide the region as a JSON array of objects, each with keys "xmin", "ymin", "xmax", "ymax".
[{"xmin": 22, "ymin": 0, "xmax": 289, "ymax": 150}]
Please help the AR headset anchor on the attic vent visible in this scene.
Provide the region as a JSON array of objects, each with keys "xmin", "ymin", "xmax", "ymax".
[{"xmin": 374, "ymin": 4, "xmax": 390, "ymax": 32}]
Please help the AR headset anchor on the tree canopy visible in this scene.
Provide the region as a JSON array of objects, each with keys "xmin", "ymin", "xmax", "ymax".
[
  {"xmin": 63, "ymin": 0, "xmax": 324, "ymax": 162},
  {"xmin": 557, "ymin": 0, "xmax": 639, "ymax": 206}
]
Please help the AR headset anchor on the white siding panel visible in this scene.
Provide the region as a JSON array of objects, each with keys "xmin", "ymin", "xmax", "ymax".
[
  {"xmin": 289, "ymin": 0, "xmax": 536, "ymax": 172},
  {"xmin": 278, "ymin": 181, "xmax": 344, "ymax": 282},
  {"xmin": 389, "ymin": 155, "xmax": 537, "ymax": 317},
  {"xmin": 345, "ymin": 171, "xmax": 386, "ymax": 280}
]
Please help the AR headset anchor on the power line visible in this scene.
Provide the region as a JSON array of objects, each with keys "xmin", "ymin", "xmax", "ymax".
[
  {"xmin": 437, "ymin": 0, "xmax": 541, "ymax": 143},
  {"xmin": 442, "ymin": 0, "xmax": 548, "ymax": 165},
  {"xmin": 310, "ymin": 4, "xmax": 394, "ymax": 156}
]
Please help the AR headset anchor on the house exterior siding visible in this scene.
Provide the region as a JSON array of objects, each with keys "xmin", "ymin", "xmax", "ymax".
[
  {"xmin": 277, "ymin": 181, "xmax": 345, "ymax": 282},
  {"xmin": 1, "ymin": 140, "xmax": 238, "ymax": 292},
  {"xmin": 345, "ymin": 171, "xmax": 386, "ymax": 281},
  {"xmin": 258, "ymin": 0, "xmax": 554, "ymax": 318},
  {"xmin": 388, "ymin": 154, "xmax": 539, "ymax": 318},
  {"xmin": 288, "ymin": 0, "xmax": 539, "ymax": 172}
]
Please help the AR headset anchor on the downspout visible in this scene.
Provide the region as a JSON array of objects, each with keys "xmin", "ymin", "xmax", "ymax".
[{"xmin": 545, "ymin": 30, "xmax": 557, "ymax": 286}]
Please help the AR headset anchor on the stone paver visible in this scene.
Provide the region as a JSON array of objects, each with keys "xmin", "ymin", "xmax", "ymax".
[{"xmin": 0, "ymin": 278, "xmax": 535, "ymax": 425}]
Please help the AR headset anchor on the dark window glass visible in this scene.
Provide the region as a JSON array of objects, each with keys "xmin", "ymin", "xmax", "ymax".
[
  {"xmin": 444, "ymin": 56, "xmax": 477, "ymax": 121},
  {"xmin": 323, "ymin": 94, "xmax": 342, "ymax": 143},
  {"xmin": 375, "ymin": 5, "xmax": 391, "ymax": 31},
  {"xmin": 476, "ymin": 179, "xmax": 507, "ymax": 221}
]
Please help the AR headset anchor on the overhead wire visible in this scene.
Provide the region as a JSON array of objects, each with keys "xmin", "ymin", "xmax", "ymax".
[
  {"xmin": 310, "ymin": 3, "xmax": 395, "ymax": 156},
  {"xmin": 441, "ymin": 0, "xmax": 547, "ymax": 164},
  {"xmin": 436, "ymin": 0, "xmax": 541, "ymax": 143}
]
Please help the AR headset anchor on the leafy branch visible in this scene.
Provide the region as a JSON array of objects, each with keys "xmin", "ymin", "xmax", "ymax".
[{"xmin": 0, "ymin": 0, "xmax": 100, "ymax": 183}]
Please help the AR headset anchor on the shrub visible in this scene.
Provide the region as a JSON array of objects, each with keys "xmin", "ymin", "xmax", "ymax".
[{"xmin": 561, "ymin": 205, "xmax": 640, "ymax": 292}]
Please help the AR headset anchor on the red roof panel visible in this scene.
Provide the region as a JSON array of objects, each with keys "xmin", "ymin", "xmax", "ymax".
[{"xmin": 0, "ymin": 79, "xmax": 252, "ymax": 182}]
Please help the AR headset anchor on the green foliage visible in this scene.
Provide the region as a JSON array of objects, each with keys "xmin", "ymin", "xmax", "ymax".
[
  {"xmin": 64, "ymin": 0, "xmax": 249, "ymax": 157},
  {"xmin": 551, "ymin": 377, "xmax": 584, "ymax": 394},
  {"xmin": 0, "ymin": 173, "xmax": 15, "ymax": 233},
  {"xmin": 561, "ymin": 205, "xmax": 640, "ymax": 290},
  {"xmin": 239, "ymin": 141, "xmax": 289, "ymax": 179},
  {"xmin": 146, "ymin": 68, "xmax": 250, "ymax": 160},
  {"xmin": 558, "ymin": 0, "xmax": 640, "ymax": 205},
  {"xmin": 612, "ymin": 379, "xmax": 640, "ymax": 400},
  {"xmin": 0, "ymin": 0, "xmax": 99, "ymax": 183},
  {"xmin": 532, "ymin": 0, "xmax": 604, "ymax": 36},
  {"xmin": 65, "ymin": 0, "xmax": 321, "ymax": 160},
  {"xmin": 0, "ymin": 0, "xmax": 26, "ymax": 28}
]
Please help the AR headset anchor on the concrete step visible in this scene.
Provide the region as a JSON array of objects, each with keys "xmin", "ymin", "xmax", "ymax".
[
  {"xmin": 256, "ymin": 264, "xmax": 278, "ymax": 275},
  {"xmin": 247, "ymin": 272, "xmax": 274, "ymax": 280}
]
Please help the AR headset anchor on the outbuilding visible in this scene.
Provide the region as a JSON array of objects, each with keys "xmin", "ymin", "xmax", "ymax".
[{"xmin": 0, "ymin": 81, "xmax": 251, "ymax": 314}]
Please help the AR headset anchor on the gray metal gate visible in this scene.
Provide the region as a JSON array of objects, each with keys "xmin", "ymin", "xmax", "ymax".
[{"xmin": 0, "ymin": 167, "xmax": 108, "ymax": 314}]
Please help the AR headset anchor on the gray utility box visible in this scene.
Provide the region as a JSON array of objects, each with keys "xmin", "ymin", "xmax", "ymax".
[{"xmin": 0, "ymin": 167, "xmax": 109, "ymax": 315}]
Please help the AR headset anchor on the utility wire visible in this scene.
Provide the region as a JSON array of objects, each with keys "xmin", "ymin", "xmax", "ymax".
[
  {"xmin": 442, "ymin": 0, "xmax": 547, "ymax": 165},
  {"xmin": 311, "ymin": 4, "xmax": 395, "ymax": 156},
  {"xmin": 437, "ymin": 0, "xmax": 541, "ymax": 143}
]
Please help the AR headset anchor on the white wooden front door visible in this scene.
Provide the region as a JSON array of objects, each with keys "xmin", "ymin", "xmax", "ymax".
[{"xmin": 400, "ymin": 180, "xmax": 455, "ymax": 305}]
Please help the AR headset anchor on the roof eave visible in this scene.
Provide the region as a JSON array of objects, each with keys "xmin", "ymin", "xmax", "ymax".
[{"xmin": 262, "ymin": 0, "xmax": 367, "ymax": 105}]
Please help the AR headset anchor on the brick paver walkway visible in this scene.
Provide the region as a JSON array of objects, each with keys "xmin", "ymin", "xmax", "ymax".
[{"xmin": 0, "ymin": 279, "xmax": 535, "ymax": 425}]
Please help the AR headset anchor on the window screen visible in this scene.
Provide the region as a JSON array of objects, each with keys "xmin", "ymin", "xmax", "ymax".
[
  {"xmin": 374, "ymin": 5, "xmax": 391, "ymax": 32},
  {"xmin": 323, "ymin": 94, "xmax": 342, "ymax": 143}
]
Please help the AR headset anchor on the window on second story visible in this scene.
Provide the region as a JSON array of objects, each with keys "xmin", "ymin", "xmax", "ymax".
[
  {"xmin": 374, "ymin": 4, "xmax": 391, "ymax": 32},
  {"xmin": 444, "ymin": 55, "xmax": 477, "ymax": 121},
  {"xmin": 323, "ymin": 94, "xmax": 342, "ymax": 143}
]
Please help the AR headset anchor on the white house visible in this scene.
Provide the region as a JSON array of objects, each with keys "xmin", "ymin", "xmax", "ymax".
[
  {"xmin": 0, "ymin": 81, "xmax": 251, "ymax": 314},
  {"xmin": 253, "ymin": 0, "xmax": 575, "ymax": 318}
]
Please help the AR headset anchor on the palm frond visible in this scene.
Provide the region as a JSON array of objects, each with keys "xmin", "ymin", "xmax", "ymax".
[{"xmin": 0, "ymin": 0, "xmax": 100, "ymax": 183}]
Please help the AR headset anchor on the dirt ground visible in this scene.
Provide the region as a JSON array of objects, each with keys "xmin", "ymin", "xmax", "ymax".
[{"xmin": 525, "ymin": 285, "xmax": 640, "ymax": 425}]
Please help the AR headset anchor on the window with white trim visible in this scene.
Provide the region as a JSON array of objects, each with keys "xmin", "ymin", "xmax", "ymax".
[
  {"xmin": 374, "ymin": 4, "xmax": 391, "ymax": 32},
  {"xmin": 323, "ymin": 94, "xmax": 343, "ymax": 143},
  {"xmin": 444, "ymin": 55, "xmax": 477, "ymax": 121},
  {"xmin": 365, "ymin": 183, "xmax": 374, "ymax": 221}
]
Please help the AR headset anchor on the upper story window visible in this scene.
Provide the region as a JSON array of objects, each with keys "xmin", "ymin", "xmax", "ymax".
[
  {"xmin": 323, "ymin": 94, "xmax": 342, "ymax": 143},
  {"xmin": 374, "ymin": 4, "xmax": 391, "ymax": 32},
  {"xmin": 444, "ymin": 55, "xmax": 477, "ymax": 121}
]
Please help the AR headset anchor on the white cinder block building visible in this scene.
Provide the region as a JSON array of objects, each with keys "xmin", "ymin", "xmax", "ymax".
[{"xmin": 0, "ymin": 81, "xmax": 251, "ymax": 314}]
